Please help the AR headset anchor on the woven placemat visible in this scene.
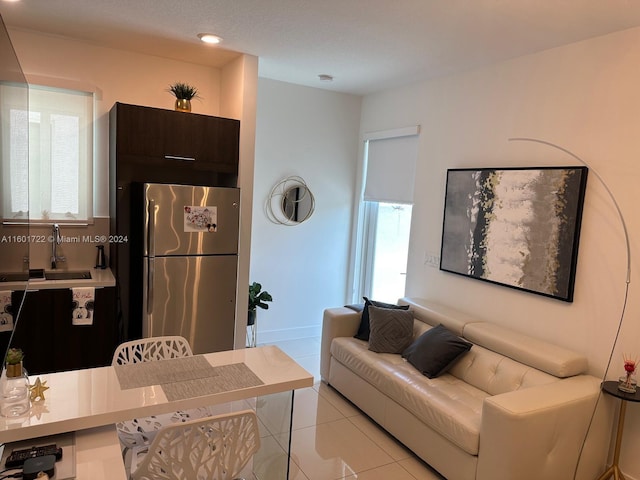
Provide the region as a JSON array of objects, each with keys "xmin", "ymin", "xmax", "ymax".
[
  {"xmin": 161, "ymin": 363, "xmax": 264, "ymax": 401},
  {"xmin": 114, "ymin": 357, "xmax": 264, "ymax": 401},
  {"xmin": 114, "ymin": 356, "xmax": 219, "ymax": 390}
]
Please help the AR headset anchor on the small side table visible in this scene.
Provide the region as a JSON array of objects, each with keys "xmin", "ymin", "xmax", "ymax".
[{"xmin": 597, "ymin": 380, "xmax": 640, "ymax": 480}]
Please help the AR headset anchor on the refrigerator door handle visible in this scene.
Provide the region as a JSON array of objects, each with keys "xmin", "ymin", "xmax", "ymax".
[
  {"xmin": 146, "ymin": 198, "xmax": 156, "ymax": 317},
  {"xmin": 148, "ymin": 198, "xmax": 156, "ymax": 257},
  {"xmin": 147, "ymin": 257, "xmax": 154, "ymax": 315}
]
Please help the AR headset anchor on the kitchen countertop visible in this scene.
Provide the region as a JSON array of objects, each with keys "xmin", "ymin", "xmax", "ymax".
[{"xmin": 0, "ymin": 267, "xmax": 115, "ymax": 291}]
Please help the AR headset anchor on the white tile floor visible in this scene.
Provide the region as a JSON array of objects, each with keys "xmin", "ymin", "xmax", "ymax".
[
  {"xmin": 263, "ymin": 337, "xmax": 446, "ymax": 480},
  {"xmin": 123, "ymin": 337, "xmax": 444, "ymax": 479}
]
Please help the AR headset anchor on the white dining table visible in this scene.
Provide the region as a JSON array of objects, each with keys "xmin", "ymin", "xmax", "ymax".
[{"xmin": 0, "ymin": 345, "xmax": 313, "ymax": 478}]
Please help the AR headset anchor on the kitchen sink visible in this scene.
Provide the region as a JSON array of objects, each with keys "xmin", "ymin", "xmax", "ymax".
[
  {"xmin": 44, "ymin": 270, "xmax": 92, "ymax": 281},
  {"xmin": 0, "ymin": 270, "xmax": 92, "ymax": 282},
  {"xmin": 0, "ymin": 272, "xmax": 29, "ymax": 282}
]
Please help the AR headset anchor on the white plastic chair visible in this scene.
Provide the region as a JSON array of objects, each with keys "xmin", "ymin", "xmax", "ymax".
[
  {"xmin": 113, "ymin": 336, "xmax": 210, "ymax": 454},
  {"xmin": 112, "ymin": 335, "xmax": 194, "ymax": 365},
  {"xmin": 130, "ymin": 410, "xmax": 261, "ymax": 480}
]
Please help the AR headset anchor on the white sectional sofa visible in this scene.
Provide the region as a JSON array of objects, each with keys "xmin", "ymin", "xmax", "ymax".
[{"xmin": 320, "ymin": 298, "xmax": 610, "ymax": 480}]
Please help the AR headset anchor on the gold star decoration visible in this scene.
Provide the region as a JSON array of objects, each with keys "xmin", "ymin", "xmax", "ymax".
[{"xmin": 29, "ymin": 377, "xmax": 49, "ymax": 402}]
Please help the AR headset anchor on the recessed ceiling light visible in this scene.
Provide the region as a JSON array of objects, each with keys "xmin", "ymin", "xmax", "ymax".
[
  {"xmin": 318, "ymin": 74, "xmax": 333, "ymax": 82},
  {"xmin": 197, "ymin": 33, "xmax": 222, "ymax": 45}
]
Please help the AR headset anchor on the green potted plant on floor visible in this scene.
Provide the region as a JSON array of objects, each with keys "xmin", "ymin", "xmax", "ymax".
[{"xmin": 247, "ymin": 282, "xmax": 272, "ymax": 348}]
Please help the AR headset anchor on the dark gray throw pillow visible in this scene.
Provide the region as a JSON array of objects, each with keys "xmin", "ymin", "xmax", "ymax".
[
  {"xmin": 402, "ymin": 324, "xmax": 472, "ymax": 378},
  {"xmin": 344, "ymin": 303, "xmax": 365, "ymax": 313},
  {"xmin": 354, "ymin": 297, "xmax": 410, "ymax": 341},
  {"xmin": 368, "ymin": 305, "xmax": 414, "ymax": 354}
]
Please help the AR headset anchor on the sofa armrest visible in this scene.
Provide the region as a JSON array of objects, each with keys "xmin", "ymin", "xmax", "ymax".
[
  {"xmin": 320, "ymin": 307, "xmax": 361, "ymax": 382},
  {"xmin": 477, "ymin": 375, "xmax": 603, "ymax": 480}
]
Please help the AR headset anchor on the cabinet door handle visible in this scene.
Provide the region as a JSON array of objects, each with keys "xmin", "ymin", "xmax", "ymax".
[{"xmin": 164, "ymin": 155, "xmax": 196, "ymax": 161}]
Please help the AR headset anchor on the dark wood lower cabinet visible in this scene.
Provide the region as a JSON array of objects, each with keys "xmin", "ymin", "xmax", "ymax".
[{"xmin": 1, "ymin": 287, "xmax": 119, "ymax": 374}]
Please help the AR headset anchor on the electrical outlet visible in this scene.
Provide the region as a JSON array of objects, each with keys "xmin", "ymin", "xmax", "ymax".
[{"xmin": 423, "ymin": 251, "xmax": 440, "ymax": 268}]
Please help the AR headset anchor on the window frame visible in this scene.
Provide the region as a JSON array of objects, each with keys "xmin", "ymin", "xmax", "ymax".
[
  {"xmin": 1, "ymin": 81, "xmax": 94, "ymax": 224},
  {"xmin": 348, "ymin": 127, "xmax": 419, "ymax": 304}
]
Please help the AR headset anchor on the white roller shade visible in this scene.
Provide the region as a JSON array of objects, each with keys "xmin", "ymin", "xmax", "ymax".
[
  {"xmin": 364, "ymin": 127, "xmax": 419, "ymax": 204},
  {"xmin": 1, "ymin": 82, "xmax": 94, "ymax": 222}
]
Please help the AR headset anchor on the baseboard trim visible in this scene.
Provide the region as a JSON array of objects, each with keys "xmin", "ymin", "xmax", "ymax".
[{"xmin": 258, "ymin": 324, "xmax": 322, "ymax": 344}]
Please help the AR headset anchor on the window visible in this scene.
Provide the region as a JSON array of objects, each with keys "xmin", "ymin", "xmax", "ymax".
[
  {"xmin": 1, "ymin": 83, "xmax": 93, "ymax": 222},
  {"xmin": 351, "ymin": 127, "xmax": 419, "ymax": 304},
  {"xmin": 360, "ymin": 201, "xmax": 413, "ymax": 302}
]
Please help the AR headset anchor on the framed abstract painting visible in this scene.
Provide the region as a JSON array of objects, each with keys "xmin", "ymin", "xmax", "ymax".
[{"xmin": 440, "ymin": 166, "xmax": 588, "ymax": 302}]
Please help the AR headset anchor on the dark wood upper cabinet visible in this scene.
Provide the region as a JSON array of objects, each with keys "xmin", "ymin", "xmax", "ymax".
[{"xmin": 110, "ymin": 102, "xmax": 239, "ymax": 177}]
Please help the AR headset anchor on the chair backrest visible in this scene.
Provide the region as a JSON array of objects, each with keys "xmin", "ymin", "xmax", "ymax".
[
  {"xmin": 112, "ymin": 336, "xmax": 193, "ymax": 366},
  {"xmin": 131, "ymin": 409, "xmax": 261, "ymax": 480}
]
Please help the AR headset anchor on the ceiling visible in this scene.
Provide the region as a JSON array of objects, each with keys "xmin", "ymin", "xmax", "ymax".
[{"xmin": 2, "ymin": 0, "xmax": 640, "ymax": 95}]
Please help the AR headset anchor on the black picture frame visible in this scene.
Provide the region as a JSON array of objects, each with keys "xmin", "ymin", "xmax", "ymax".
[{"xmin": 439, "ymin": 166, "xmax": 588, "ymax": 302}]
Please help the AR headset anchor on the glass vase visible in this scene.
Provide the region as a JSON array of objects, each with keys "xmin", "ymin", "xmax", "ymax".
[
  {"xmin": 618, "ymin": 373, "xmax": 637, "ymax": 394},
  {"xmin": 0, "ymin": 361, "xmax": 30, "ymax": 417},
  {"xmin": 247, "ymin": 310, "xmax": 257, "ymax": 348}
]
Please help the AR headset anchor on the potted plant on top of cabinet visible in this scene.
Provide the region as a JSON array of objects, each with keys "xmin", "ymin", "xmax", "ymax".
[{"xmin": 167, "ymin": 82, "xmax": 200, "ymax": 112}]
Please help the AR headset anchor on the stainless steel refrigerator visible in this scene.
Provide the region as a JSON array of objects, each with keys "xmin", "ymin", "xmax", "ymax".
[{"xmin": 142, "ymin": 183, "xmax": 239, "ymax": 354}]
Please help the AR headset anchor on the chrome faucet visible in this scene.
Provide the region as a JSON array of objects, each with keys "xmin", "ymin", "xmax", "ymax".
[{"xmin": 51, "ymin": 223, "xmax": 66, "ymax": 269}]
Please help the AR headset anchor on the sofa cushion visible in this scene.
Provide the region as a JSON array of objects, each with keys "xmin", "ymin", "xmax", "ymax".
[
  {"xmin": 403, "ymin": 324, "xmax": 472, "ymax": 378},
  {"xmin": 368, "ymin": 306, "xmax": 415, "ymax": 354},
  {"xmin": 462, "ymin": 322, "xmax": 587, "ymax": 378},
  {"xmin": 354, "ymin": 297, "xmax": 410, "ymax": 341},
  {"xmin": 331, "ymin": 336, "xmax": 486, "ymax": 455},
  {"xmin": 399, "ymin": 298, "xmax": 476, "ymax": 336},
  {"xmin": 448, "ymin": 342, "xmax": 558, "ymax": 396}
]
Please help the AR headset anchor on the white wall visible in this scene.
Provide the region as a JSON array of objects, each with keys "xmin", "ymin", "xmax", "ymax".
[
  {"xmin": 251, "ymin": 78, "xmax": 361, "ymax": 342},
  {"xmin": 360, "ymin": 27, "xmax": 640, "ymax": 478},
  {"xmin": 220, "ymin": 55, "xmax": 259, "ymax": 349}
]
